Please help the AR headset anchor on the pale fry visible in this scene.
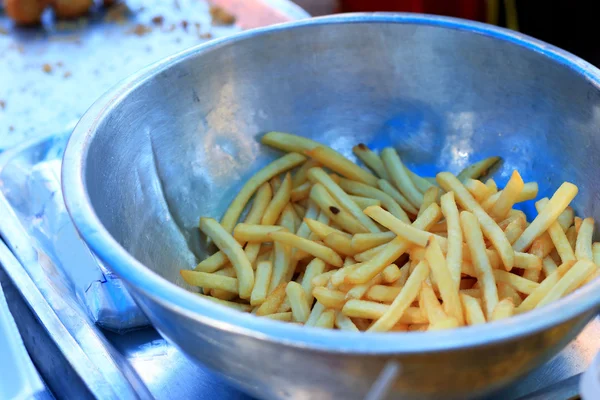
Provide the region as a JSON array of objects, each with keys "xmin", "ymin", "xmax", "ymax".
[
  {"xmin": 424, "ymin": 237, "xmax": 465, "ymax": 324},
  {"xmin": 485, "ymin": 178, "xmax": 498, "ymax": 193},
  {"xmin": 292, "ymin": 159, "xmax": 321, "ymax": 188},
  {"xmin": 437, "ymin": 172, "xmax": 514, "ymax": 270},
  {"xmin": 420, "ymin": 282, "xmax": 447, "ymax": 324},
  {"xmin": 460, "ymin": 211, "xmax": 499, "ymax": 317},
  {"xmin": 346, "ymin": 274, "xmax": 383, "ymax": 300},
  {"xmin": 261, "ymin": 131, "xmax": 321, "ymax": 153},
  {"xmin": 314, "ymin": 309, "xmax": 336, "ymax": 329},
  {"xmin": 382, "ymin": 264, "xmax": 402, "ymax": 283},
  {"xmin": 304, "ymin": 218, "xmax": 352, "ymax": 240},
  {"xmin": 256, "ymin": 283, "xmax": 288, "ymax": 316},
  {"xmin": 381, "ymin": 147, "xmax": 424, "ymax": 208},
  {"xmin": 261, "ymin": 173, "xmax": 292, "ymax": 225},
  {"xmin": 199, "ymin": 218, "xmax": 254, "ymax": 299},
  {"xmin": 419, "ymin": 187, "xmax": 440, "ymax": 216},
  {"xmin": 290, "ymin": 181, "xmax": 311, "ymax": 202},
  {"xmin": 534, "ymin": 198, "xmax": 575, "ymax": 264},
  {"xmin": 350, "ymin": 195, "xmax": 381, "ymax": 209},
  {"xmin": 244, "ymin": 182, "xmax": 273, "ymax": 224},
  {"xmin": 504, "ymin": 217, "xmax": 525, "ymax": 245},
  {"xmin": 295, "ymin": 200, "xmax": 319, "ymax": 239},
  {"xmin": 311, "ymin": 270, "xmax": 335, "ymax": 287},
  {"xmin": 490, "ymin": 171, "xmax": 524, "ymax": 220},
  {"xmin": 313, "ymin": 287, "xmax": 346, "ymax": 309},
  {"xmin": 516, "ymin": 261, "xmax": 576, "ymax": 313},
  {"xmin": 334, "ymin": 311, "xmax": 360, "ymax": 331},
  {"xmin": 292, "ymin": 203, "xmax": 306, "ymax": 218},
  {"xmin": 575, "ymin": 218, "xmax": 595, "ymax": 261},
  {"xmin": 497, "ymin": 282, "xmax": 522, "ymax": 307},
  {"xmin": 221, "ymin": 152, "xmax": 305, "ymax": 233},
  {"xmin": 262, "ymin": 312, "xmax": 293, "ymax": 321},
  {"xmin": 307, "ymin": 167, "xmax": 380, "ymax": 232},
  {"xmin": 286, "ymin": 282, "xmax": 311, "ymax": 323},
  {"xmin": 440, "ymin": 192, "xmax": 462, "ymax": 289},
  {"xmin": 352, "ymin": 143, "xmax": 389, "ymax": 180},
  {"xmin": 516, "ymin": 182, "xmax": 539, "ymax": 203},
  {"xmin": 305, "ymin": 302, "xmax": 325, "ymax": 326},
  {"xmin": 542, "ymin": 256, "xmax": 558, "ymax": 276},
  {"xmin": 194, "ymin": 251, "xmax": 230, "ymax": 273},
  {"xmin": 377, "ymin": 179, "xmax": 419, "ymax": 215},
  {"xmin": 354, "ymin": 243, "xmax": 387, "ymax": 263},
  {"xmin": 464, "ymin": 179, "xmax": 493, "ymax": 202},
  {"xmin": 513, "ymin": 182, "xmax": 578, "ymax": 252},
  {"xmin": 366, "ymin": 285, "xmax": 400, "ymax": 303},
  {"xmin": 461, "ymin": 294, "xmax": 486, "ymax": 325},
  {"xmin": 493, "ymin": 270, "xmax": 539, "ymax": 294},
  {"xmin": 429, "ymin": 317, "xmax": 459, "ymax": 331},
  {"xmin": 306, "ymin": 146, "xmax": 379, "ymax": 186},
  {"xmin": 301, "ymin": 258, "xmax": 326, "ymax": 303},
  {"xmin": 457, "ymin": 156, "xmax": 501, "ymax": 181},
  {"xmin": 233, "ymin": 224, "xmax": 284, "ymax": 243},
  {"xmin": 250, "ymin": 260, "xmax": 273, "ymax": 306},
  {"xmin": 536, "ymin": 260, "xmax": 596, "ymax": 308},
  {"xmin": 269, "ymin": 240, "xmax": 292, "ymax": 292},
  {"xmin": 367, "ymin": 260, "xmax": 430, "ymax": 331},
  {"xmin": 351, "ymin": 232, "xmax": 395, "ymax": 253},
  {"xmin": 343, "ymin": 300, "xmax": 426, "ymax": 324},
  {"xmin": 323, "ymin": 232, "xmax": 356, "ymax": 256},
  {"xmin": 406, "ymin": 168, "xmax": 437, "ymax": 193},
  {"xmin": 593, "ymin": 243, "xmax": 600, "ymax": 266},
  {"xmin": 490, "ymin": 298, "xmax": 514, "ymax": 321},
  {"xmin": 180, "ymin": 270, "xmax": 238, "ymax": 293},
  {"xmin": 338, "ymin": 178, "xmax": 410, "ymax": 223},
  {"xmin": 309, "ymin": 183, "xmax": 367, "ymax": 234}
]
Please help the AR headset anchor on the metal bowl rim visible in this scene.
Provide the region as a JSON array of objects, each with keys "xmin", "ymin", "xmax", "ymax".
[{"xmin": 63, "ymin": 13, "xmax": 600, "ymax": 354}]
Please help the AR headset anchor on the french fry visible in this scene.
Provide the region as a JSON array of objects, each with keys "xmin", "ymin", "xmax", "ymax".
[
  {"xmin": 491, "ymin": 298, "xmax": 515, "ymax": 321},
  {"xmin": 352, "ymin": 143, "xmax": 389, "ymax": 180},
  {"xmin": 464, "ymin": 179, "xmax": 493, "ymax": 202},
  {"xmin": 314, "ymin": 309, "xmax": 336, "ymax": 329},
  {"xmin": 261, "ymin": 131, "xmax": 322, "ymax": 153},
  {"xmin": 516, "ymin": 260, "xmax": 576, "ymax": 313},
  {"xmin": 348, "ymin": 203, "xmax": 442, "ymax": 284},
  {"xmin": 261, "ymin": 173, "xmax": 292, "ymax": 225},
  {"xmin": 284, "ymin": 204, "xmax": 301, "ymax": 231},
  {"xmin": 542, "ymin": 256, "xmax": 558, "ymax": 276},
  {"xmin": 419, "ymin": 187, "xmax": 440, "ymax": 216},
  {"xmin": 493, "ymin": 270, "xmax": 539, "ymax": 295},
  {"xmin": 381, "ymin": 147, "xmax": 424, "ymax": 208},
  {"xmin": 256, "ymin": 283, "xmax": 288, "ymax": 316},
  {"xmin": 437, "ymin": 172, "xmax": 514, "ymax": 270},
  {"xmin": 196, "ymin": 294, "xmax": 252, "ymax": 312},
  {"xmin": 244, "ymin": 182, "xmax": 273, "ymax": 224},
  {"xmin": 233, "ymin": 224, "xmax": 284, "ymax": 243},
  {"xmin": 575, "ymin": 218, "xmax": 595, "ymax": 261},
  {"xmin": 490, "ymin": 171, "xmax": 524, "ymax": 220},
  {"xmin": 566, "ymin": 226, "xmax": 577, "ymax": 250},
  {"xmin": 557, "ymin": 207, "xmax": 575, "ymax": 231},
  {"xmin": 181, "ymin": 270, "xmax": 239, "ymax": 293},
  {"xmin": 338, "ymin": 178, "xmax": 410, "ymax": 223},
  {"xmin": 307, "ymin": 167, "xmax": 380, "ymax": 232},
  {"xmin": 194, "ymin": 251, "xmax": 230, "ymax": 273},
  {"xmin": 306, "ymin": 146, "xmax": 379, "ymax": 186},
  {"xmin": 440, "ymin": 192, "xmax": 462, "ymax": 289},
  {"xmin": 460, "ymin": 293, "xmax": 486, "ymax": 325},
  {"xmin": 575, "ymin": 217, "xmax": 583, "ymax": 232},
  {"xmin": 351, "ymin": 231, "xmax": 395, "ymax": 253},
  {"xmin": 331, "ymin": 263, "xmax": 363, "ymax": 287},
  {"xmin": 497, "ymin": 282, "xmax": 522, "ymax": 307},
  {"xmin": 419, "ymin": 281, "xmax": 448, "ymax": 324},
  {"xmin": 269, "ymin": 231, "xmax": 343, "ymax": 267},
  {"xmin": 293, "ymin": 203, "xmax": 306, "ymax": 218},
  {"xmin": 334, "ymin": 311, "xmax": 360, "ymax": 331},
  {"xmin": 286, "ymin": 282, "xmax": 311, "ymax": 323},
  {"xmin": 460, "ymin": 211, "xmax": 499, "ymax": 317},
  {"xmin": 311, "ymin": 270, "xmax": 335, "ymax": 287},
  {"xmin": 513, "ymin": 182, "xmax": 578, "ymax": 252},
  {"xmin": 270, "ymin": 176, "xmax": 282, "ymax": 193},
  {"xmin": 408, "ymin": 324, "xmax": 429, "ymax": 332},
  {"xmin": 382, "ymin": 264, "xmax": 402, "ymax": 283},
  {"xmin": 350, "ymin": 195, "xmax": 381, "ymax": 209},
  {"xmin": 516, "ymin": 182, "xmax": 539, "ymax": 203},
  {"xmin": 366, "ymin": 285, "xmax": 400, "ymax": 303},
  {"xmin": 536, "ymin": 260, "xmax": 596, "ymax": 308},
  {"xmin": 262, "ymin": 312, "xmax": 293, "ymax": 321},
  {"xmin": 323, "ymin": 232, "xmax": 356, "ymax": 256},
  {"xmin": 593, "ymin": 243, "xmax": 600, "ymax": 266},
  {"xmin": 295, "ymin": 200, "xmax": 319, "ymax": 239},
  {"xmin": 460, "ymin": 288, "xmax": 481, "ymax": 298},
  {"xmin": 269, "ymin": 239, "xmax": 292, "ymax": 292},
  {"xmin": 424, "ymin": 237, "xmax": 465, "ymax": 324},
  {"xmin": 305, "ymin": 301, "xmax": 325, "ymax": 326},
  {"xmin": 301, "ymin": 258, "xmax": 326, "ymax": 303},
  {"xmin": 292, "ymin": 159, "xmax": 321, "ymax": 188},
  {"xmin": 250, "ymin": 260, "xmax": 273, "ymax": 306},
  {"xmin": 457, "ymin": 156, "xmax": 501, "ymax": 181},
  {"xmin": 367, "ymin": 260, "xmax": 430, "ymax": 331},
  {"xmin": 312, "ymin": 287, "xmax": 346, "ymax": 309},
  {"xmin": 534, "ymin": 199, "xmax": 575, "ymax": 263},
  {"xmin": 346, "ymin": 274, "xmax": 383, "ymax": 300},
  {"xmin": 429, "ymin": 317, "xmax": 459, "ymax": 331},
  {"xmin": 354, "ymin": 243, "xmax": 387, "ymax": 263},
  {"xmin": 221, "ymin": 153, "xmax": 305, "ymax": 233},
  {"xmin": 309, "ymin": 183, "xmax": 367, "ymax": 234},
  {"xmin": 504, "ymin": 217, "xmax": 525, "ymax": 245},
  {"xmin": 199, "ymin": 218, "xmax": 255, "ymax": 299},
  {"xmin": 290, "ymin": 181, "xmax": 311, "ymax": 202},
  {"xmin": 406, "ymin": 168, "xmax": 437, "ymax": 193},
  {"xmin": 304, "ymin": 218, "xmax": 352, "ymax": 240},
  {"xmin": 377, "ymin": 179, "xmax": 419, "ymax": 215},
  {"xmin": 485, "ymin": 178, "xmax": 498, "ymax": 193},
  {"xmin": 343, "ymin": 300, "xmax": 427, "ymax": 324}
]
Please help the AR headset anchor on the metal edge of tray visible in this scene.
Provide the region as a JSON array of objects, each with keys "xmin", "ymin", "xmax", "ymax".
[{"xmin": 0, "ymin": 137, "xmax": 153, "ymax": 399}]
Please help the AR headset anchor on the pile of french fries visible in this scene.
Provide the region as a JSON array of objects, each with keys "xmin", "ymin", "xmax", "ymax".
[{"xmin": 180, "ymin": 132, "xmax": 600, "ymax": 332}]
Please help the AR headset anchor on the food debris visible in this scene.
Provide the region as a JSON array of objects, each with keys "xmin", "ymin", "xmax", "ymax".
[
  {"xmin": 200, "ymin": 32, "xmax": 212, "ymax": 39},
  {"xmin": 181, "ymin": 20, "xmax": 189, "ymax": 32},
  {"xmin": 128, "ymin": 24, "xmax": 152, "ymax": 36},
  {"xmin": 63, "ymin": 71, "xmax": 72, "ymax": 78},
  {"xmin": 9, "ymin": 126, "xmax": 14, "ymax": 132},
  {"xmin": 0, "ymin": 100, "xmax": 5, "ymax": 110},
  {"xmin": 56, "ymin": 61, "xmax": 64, "ymax": 67},
  {"xmin": 104, "ymin": 3, "xmax": 130, "ymax": 24},
  {"xmin": 210, "ymin": 5, "xmax": 236, "ymax": 25},
  {"xmin": 151, "ymin": 15, "xmax": 164, "ymax": 26},
  {"xmin": 194, "ymin": 22, "xmax": 202, "ymax": 38},
  {"xmin": 42, "ymin": 63, "xmax": 53, "ymax": 73}
]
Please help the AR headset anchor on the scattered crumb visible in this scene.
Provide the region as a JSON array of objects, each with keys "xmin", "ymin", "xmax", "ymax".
[
  {"xmin": 210, "ymin": 5, "xmax": 236, "ymax": 25},
  {"xmin": 329, "ymin": 206, "xmax": 340, "ymax": 215},
  {"xmin": 128, "ymin": 24, "xmax": 152, "ymax": 36},
  {"xmin": 63, "ymin": 71, "xmax": 72, "ymax": 78},
  {"xmin": 9, "ymin": 126, "xmax": 14, "ymax": 132},
  {"xmin": 104, "ymin": 3, "xmax": 130, "ymax": 24},
  {"xmin": 200, "ymin": 32, "xmax": 212, "ymax": 39},
  {"xmin": 163, "ymin": 23, "xmax": 176, "ymax": 33},
  {"xmin": 0, "ymin": 100, "xmax": 5, "ymax": 110},
  {"xmin": 56, "ymin": 61, "xmax": 64, "ymax": 67},
  {"xmin": 151, "ymin": 15, "xmax": 164, "ymax": 26},
  {"xmin": 194, "ymin": 22, "xmax": 202, "ymax": 38},
  {"xmin": 181, "ymin": 20, "xmax": 189, "ymax": 32},
  {"xmin": 42, "ymin": 63, "xmax": 53, "ymax": 73}
]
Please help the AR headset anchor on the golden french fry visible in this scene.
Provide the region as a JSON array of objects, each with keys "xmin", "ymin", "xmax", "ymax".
[
  {"xmin": 382, "ymin": 264, "xmax": 402, "ymax": 283},
  {"xmin": 504, "ymin": 217, "xmax": 525, "ymax": 245},
  {"xmin": 534, "ymin": 198, "xmax": 574, "ymax": 265},
  {"xmin": 286, "ymin": 281, "xmax": 311, "ymax": 323},
  {"xmin": 424, "ymin": 237, "xmax": 464, "ymax": 324},
  {"xmin": 353, "ymin": 243, "xmax": 387, "ymax": 263},
  {"xmin": 351, "ymin": 231, "xmax": 395, "ymax": 253},
  {"xmin": 536, "ymin": 260, "xmax": 595, "ymax": 308},
  {"xmin": 262, "ymin": 312, "xmax": 293, "ymax": 321},
  {"xmin": 307, "ymin": 167, "xmax": 380, "ymax": 232},
  {"xmin": 270, "ymin": 176, "xmax": 282, "ymax": 193},
  {"xmin": 346, "ymin": 274, "xmax": 383, "ymax": 300},
  {"xmin": 338, "ymin": 178, "xmax": 410, "ymax": 223},
  {"xmin": 486, "ymin": 178, "xmax": 498, "ymax": 193},
  {"xmin": 381, "ymin": 147, "xmax": 424, "ymax": 208},
  {"xmin": 566, "ymin": 226, "xmax": 577, "ymax": 250},
  {"xmin": 542, "ymin": 256, "xmax": 558, "ymax": 276},
  {"xmin": 269, "ymin": 231, "xmax": 343, "ymax": 267},
  {"xmin": 493, "ymin": 270, "xmax": 539, "ymax": 294},
  {"xmin": 366, "ymin": 285, "xmax": 400, "ymax": 303},
  {"xmin": 309, "ymin": 183, "xmax": 367, "ymax": 234},
  {"xmin": 304, "ymin": 218, "xmax": 351, "ymax": 240},
  {"xmin": 250, "ymin": 260, "xmax": 273, "ymax": 306},
  {"xmin": 377, "ymin": 179, "xmax": 419, "ymax": 215},
  {"xmin": 181, "ymin": 270, "xmax": 239, "ymax": 293},
  {"xmin": 334, "ymin": 311, "xmax": 360, "ymax": 331},
  {"xmin": 261, "ymin": 131, "xmax": 321, "ymax": 153},
  {"xmin": 461, "ymin": 293, "xmax": 486, "ymax": 325},
  {"xmin": 290, "ymin": 181, "xmax": 311, "ymax": 202},
  {"xmin": 490, "ymin": 171, "xmax": 524, "ymax": 220},
  {"xmin": 269, "ymin": 239, "xmax": 292, "ymax": 292},
  {"xmin": 196, "ymin": 294, "xmax": 252, "ymax": 312},
  {"xmin": 575, "ymin": 217, "xmax": 583, "ymax": 232},
  {"xmin": 491, "ymin": 298, "xmax": 515, "ymax": 321},
  {"xmin": 311, "ymin": 270, "xmax": 335, "ymax": 287},
  {"xmin": 314, "ymin": 309, "xmax": 336, "ymax": 329},
  {"xmin": 194, "ymin": 251, "xmax": 230, "ymax": 273},
  {"xmin": 457, "ymin": 156, "xmax": 501, "ymax": 181},
  {"xmin": 323, "ymin": 232, "xmax": 356, "ymax": 257},
  {"xmin": 292, "ymin": 159, "xmax": 321, "ymax": 188},
  {"xmin": 498, "ymin": 212, "xmax": 526, "ymax": 230},
  {"xmin": 513, "ymin": 182, "xmax": 578, "ymax": 252},
  {"xmin": 428, "ymin": 317, "xmax": 459, "ymax": 331},
  {"xmin": 517, "ymin": 182, "xmax": 539, "ymax": 203},
  {"xmin": 348, "ymin": 203, "xmax": 442, "ymax": 284},
  {"xmin": 305, "ymin": 302, "xmax": 325, "ymax": 326},
  {"xmin": 261, "ymin": 173, "xmax": 292, "ymax": 225},
  {"xmin": 516, "ymin": 260, "xmax": 576, "ymax": 313},
  {"xmin": 460, "ymin": 211, "xmax": 499, "ymax": 317},
  {"xmin": 233, "ymin": 224, "xmax": 284, "ymax": 243},
  {"xmin": 221, "ymin": 153, "xmax": 305, "ymax": 233},
  {"xmin": 460, "ymin": 288, "xmax": 481, "ymax": 298},
  {"xmin": 256, "ymin": 283, "xmax": 288, "ymax": 316},
  {"xmin": 437, "ymin": 172, "xmax": 514, "ymax": 270},
  {"xmin": 352, "ymin": 143, "xmax": 389, "ymax": 180},
  {"xmin": 440, "ymin": 192, "xmax": 462, "ymax": 289},
  {"xmin": 199, "ymin": 218, "xmax": 255, "ymax": 299},
  {"xmin": 575, "ymin": 217, "xmax": 595, "ymax": 261},
  {"xmin": 419, "ymin": 187, "xmax": 440, "ymax": 216},
  {"xmin": 294, "ymin": 200, "xmax": 319, "ymax": 239},
  {"xmin": 313, "ymin": 287, "xmax": 346, "ymax": 309},
  {"xmin": 350, "ymin": 195, "xmax": 381, "ymax": 209},
  {"xmin": 301, "ymin": 258, "xmax": 326, "ymax": 303},
  {"xmin": 464, "ymin": 179, "xmax": 493, "ymax": 202},
  {"xmin": 343, "ymin": 300, "xmax": 426, "ymax": 324},
  {"xmin": 306, "ymin": 146, "xmax": 379, "ymax": 186},
  {"xmin": 244, "ymin": 182, "xmax": 273, "ymax": 224},
  {"xmin": 367, "ymin": 260, "xmax": 430, "ymax": 332},
  {"xmin": 481, "ymin": 191, "xmax": 501, "ymax": 212},
  {"xmin": 497, "ymin": 282, "xmax": 522, "ymax": 307},
  {"xmin": 420, "ymin": 281, "xmax": 447, "ymax": 324}
]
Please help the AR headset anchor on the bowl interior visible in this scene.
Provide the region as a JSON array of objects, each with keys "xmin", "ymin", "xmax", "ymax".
[{"xmin": 82, "ymin": 17, "xmax": 600, "ymax": 291}]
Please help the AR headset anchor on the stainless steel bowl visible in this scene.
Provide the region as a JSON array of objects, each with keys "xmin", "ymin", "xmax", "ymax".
[{"xmin": 62, "ymin": 14, "xmax": 600, "ymax": 399}]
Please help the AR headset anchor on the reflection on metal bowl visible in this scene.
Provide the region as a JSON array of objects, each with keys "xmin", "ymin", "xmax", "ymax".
[{"xmin": 62, "ymin": 14, "xmax": 600, "ymax": 399}]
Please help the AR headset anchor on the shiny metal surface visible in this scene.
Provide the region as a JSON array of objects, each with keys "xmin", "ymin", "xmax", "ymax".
[{"xmin": 63, "ymin": 14, "xmax": 600, "ymax": 399}]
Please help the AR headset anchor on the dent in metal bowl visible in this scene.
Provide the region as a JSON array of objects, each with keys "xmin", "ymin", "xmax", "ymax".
[{"xmin": 63, "ymin": 14, "xmax": 600, "ymax": 399}]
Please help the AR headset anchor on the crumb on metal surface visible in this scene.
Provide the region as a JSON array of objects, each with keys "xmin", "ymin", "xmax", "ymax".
[
  {"xmin": 56, "ymin": 61, "xmax": 64, "ymax": 67},
  {"xmin": 151, "ymin": 15, "xmax": 164, "ymax": 26},
  {"xmin": 104, "ymin": 3, "xmax": 130, "ymax": 24},
  {"xmin": 200, "ymin": 32, "xmax": 212, "ymax": 39},
  {"xmin": 63, "ymin": 71, "xmax": 72, "ymax": 78},
  {"xmin": 181, "ymin": 20, "xmax": 189, "ymax": 31},
  {"xmin": 9, "ymin": 126, "xmax": 14, "ymax": 132},
  {"xmin": 42, "ymin": 63, "xmax": 53, "ymax": 73},
  {"xmin": 209, "ymin": 5, "xmax": 236, "ymax": 25},
  {"xmin": 128, "ymin": 24, "xmax": 152, "ymax": 36},
  {"xmin": 0, "ymin": 100, "xmax": 5, "ymax": 110}
]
